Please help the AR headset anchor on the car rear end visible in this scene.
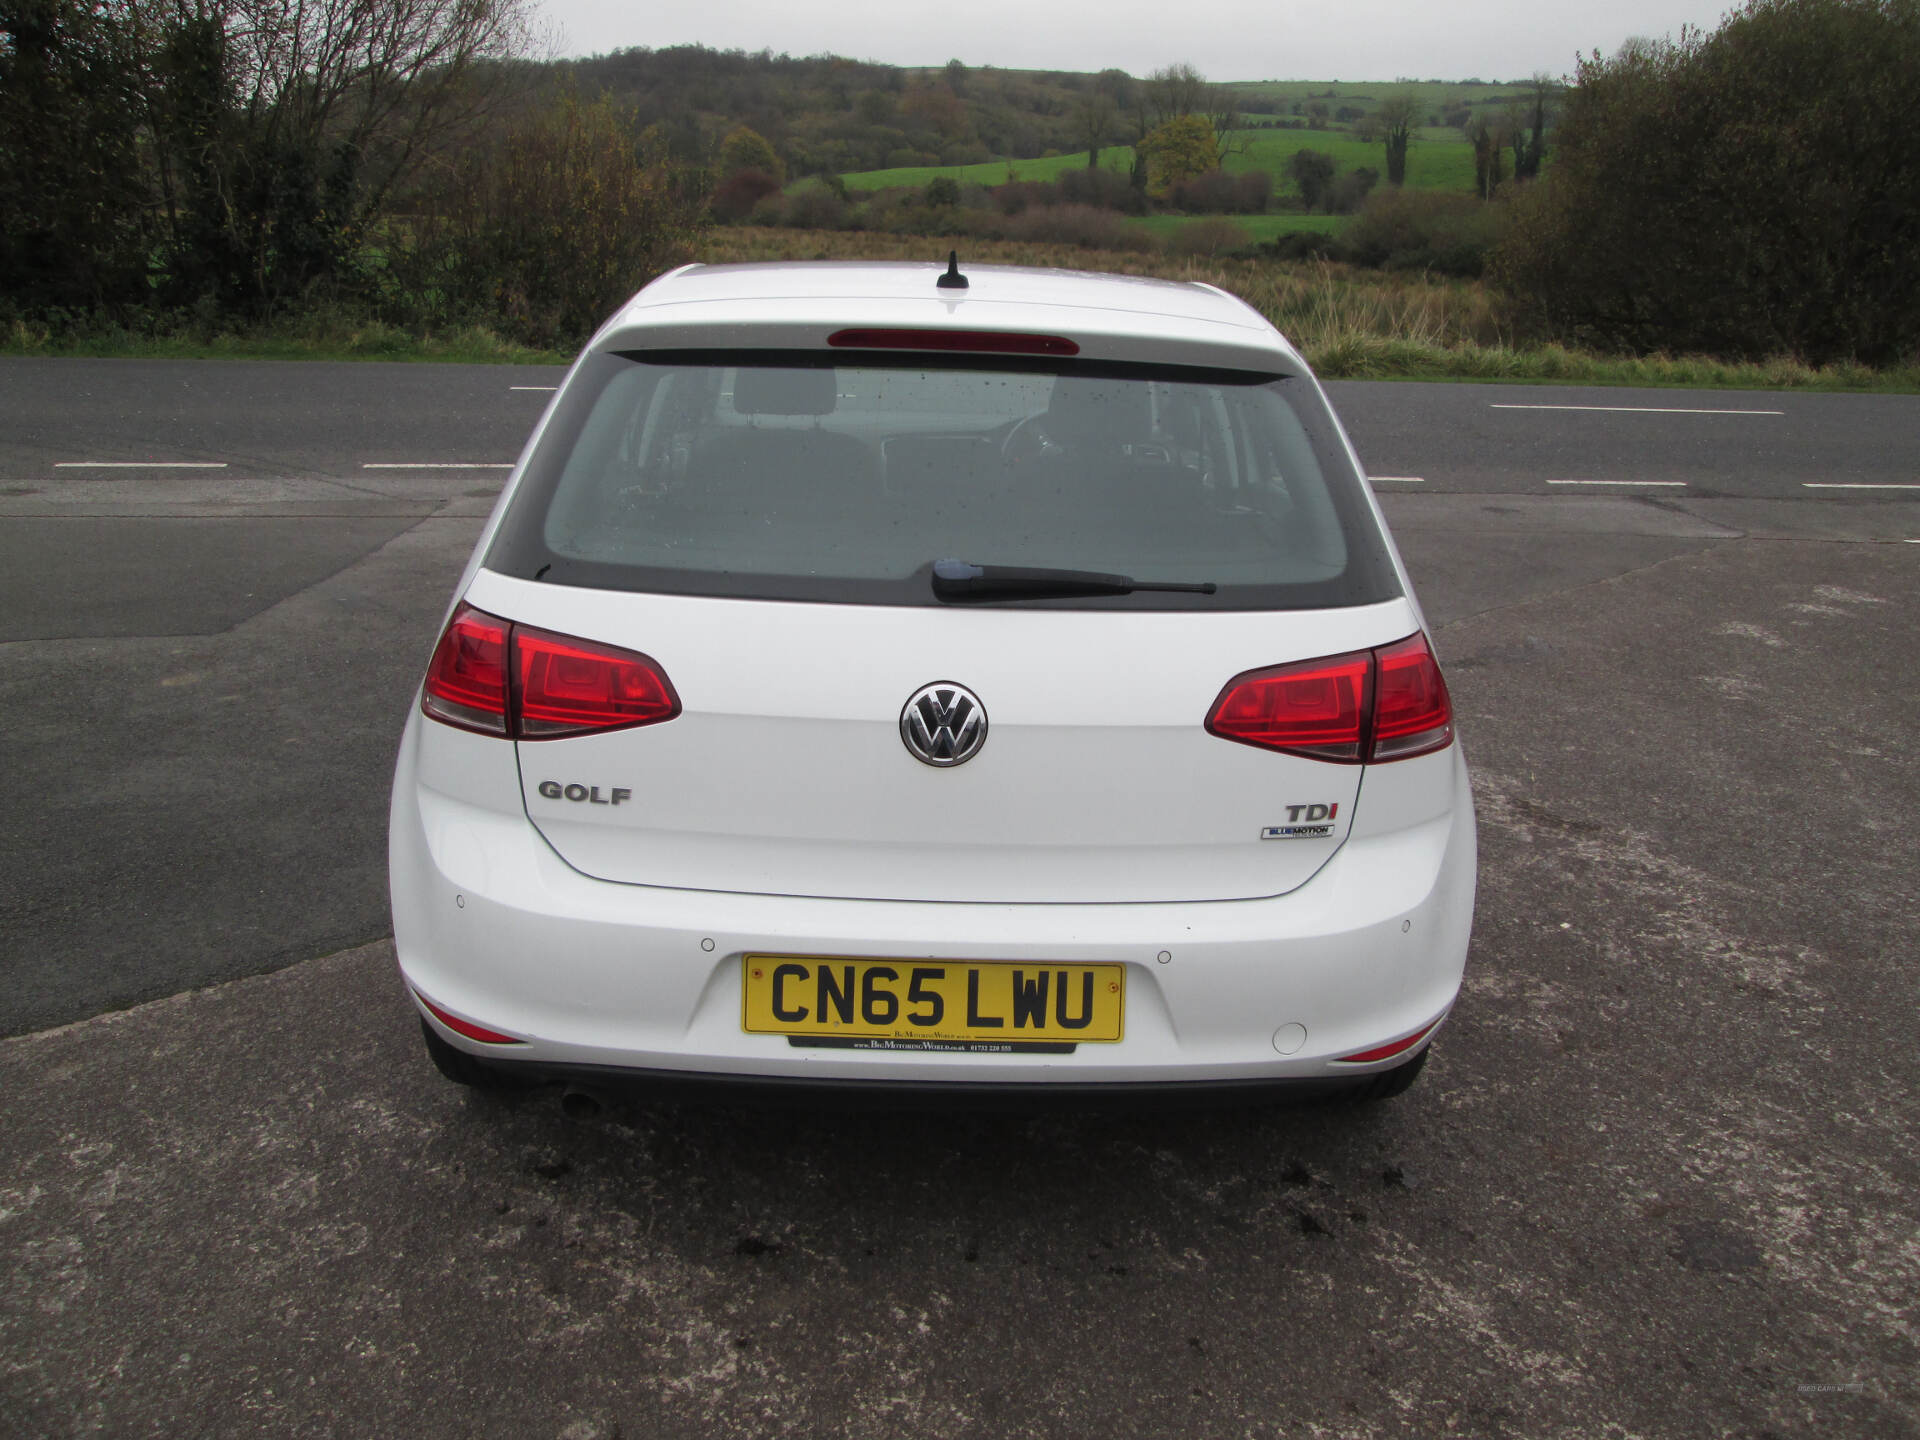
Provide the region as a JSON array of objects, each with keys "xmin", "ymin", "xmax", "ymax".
[{"xmin": 389, "ymin": 261, "xmax": 1475, "ymax": 1102}]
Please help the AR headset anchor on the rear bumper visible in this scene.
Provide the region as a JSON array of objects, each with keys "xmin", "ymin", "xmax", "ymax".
[
  {"xmin": 389, "ymin": 715, "xmax": 1476, "ymax": 1088},
  {"xmin": 431, "ymin": 1056, "xmax": 1418, "ymax": 1112}
]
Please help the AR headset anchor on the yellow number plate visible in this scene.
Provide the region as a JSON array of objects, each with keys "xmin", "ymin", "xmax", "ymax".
[{"xmin": 743, "ymin": 957, "xmax": 1124, "ymax": 1047}]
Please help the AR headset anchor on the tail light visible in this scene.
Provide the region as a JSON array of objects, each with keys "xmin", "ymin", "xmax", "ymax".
[
  {"xmin": 421, "ymin": 606, "xmax": 510, "ymax": 735},
  {"xmin": 421, "ymin": 603, "xmax": 680, "ymax": 740},
  {"xmin": 1206, "ymin": 632, "xmax": 1452, "ymax": 764}
]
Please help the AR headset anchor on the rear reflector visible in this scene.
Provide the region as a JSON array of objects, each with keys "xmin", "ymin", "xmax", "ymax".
[
  {"xmin": 415, "ymin": 992, "xmax": 524, "ymax": 1045},
  {"xmin": 827, "ymin": 327, "xmax": 1080, "ymax": 357},
  {"xmin": 421, "ymin": 604, "xmax": 680, "ymax": 741},
  {"xmin": 1333, "ymin": 1020, "xmax": 1439, "ymax": 1065},
  {"xmin": 1206, "ymin": 632, "xmax": 1452, "ymax": 764}
]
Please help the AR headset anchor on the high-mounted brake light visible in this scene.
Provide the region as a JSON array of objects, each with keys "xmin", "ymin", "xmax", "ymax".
[
  {"xmin": 1206, "ymin": 632, "xmax": 1452, "ymax": 764},
  {"xmin": 420, "ymin": 605, "xmax": 680, "ymax": 740},
  {"xmin": 826, "ymin": 328, "xmax": 1080, "ymax": 357}
]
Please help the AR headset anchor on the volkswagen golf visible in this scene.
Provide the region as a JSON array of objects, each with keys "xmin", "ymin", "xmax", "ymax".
[{"xmin": 389, "ymin": 257, "xmax": 1475, "ymax": 1106}]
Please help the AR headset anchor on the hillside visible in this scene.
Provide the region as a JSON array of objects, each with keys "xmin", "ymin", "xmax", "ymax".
[{"xmin": 565, "ymin": 44, "xmax": 1544, "ymax": 189}]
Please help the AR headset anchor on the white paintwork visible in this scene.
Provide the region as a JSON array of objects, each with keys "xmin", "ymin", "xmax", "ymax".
[
  {"xmin": 390, "ymin": 261, "xmax": 1477, "ymax": 1089},
  {"xmin": 479, "ymin": 570, "xmax": 1416, "ymax": 904},
  {"xmin": 391, "ymin": 710, "xmax": 1475, "ymax": 1084}
]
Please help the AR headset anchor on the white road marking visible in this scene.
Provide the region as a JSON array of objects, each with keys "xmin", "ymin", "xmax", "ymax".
[
  {"xmin": 1546, "ymin": 479, "xmax": 1688, "ymax": 487},
  {"xmin": 362, "ymin": 463, "xmax": 514, "ymax": 470},
  {"xmin": 1802, "ymin": 482, "xmax": 1920, "ymax": 490},
  {"xmin": 54, "ymin": 461, "xmax": 228, "ymax": 469},
  {"xmin": 1492, "ymin": 403, "xmax": 1785, "ymax": 416},
  {"xmin": 509, "ymin": 386, "xmax": 558, "ymax": 392},
  {"xmin": 1368, "ymin": 476, "xmax": 1425, "ymax": 484}
]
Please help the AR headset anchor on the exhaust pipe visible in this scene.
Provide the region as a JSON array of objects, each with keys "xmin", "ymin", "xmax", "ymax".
[{"xmin": 560, "ymin": 1086, "xmax": 606, "ymax": 1121}]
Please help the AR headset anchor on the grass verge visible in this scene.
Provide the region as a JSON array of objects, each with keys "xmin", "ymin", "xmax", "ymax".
[
  {"xmin": 0, "ymin": 315, "xmax": 568, "ymax": 365},
  {"xmin": 7, "ymin": 231, "xmax": 1914, "ymax": 393}
]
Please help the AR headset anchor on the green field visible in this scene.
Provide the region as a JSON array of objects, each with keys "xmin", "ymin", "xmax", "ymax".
[
  {"xmin": 1222, "ymin": 79, "xmax": 1540, "ymax": 115},
  {"xmin": 1225, "ymin": 130, "xmax": 1478, "ymax": 191},
  {"xmin": 839, "ymin": 151, "xmax": 1132, "ymax": 192},
  {"xmin": 841, "ymin": 128, "xmax": 1479, "ymax": 199},
  {"xmin": 1125, "ymin": 212, "xmax": 1349, "ymax": 242}
]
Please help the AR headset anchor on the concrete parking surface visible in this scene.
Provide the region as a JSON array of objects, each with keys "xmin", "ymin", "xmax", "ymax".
[{"xmin": 1, "ymin": 361, "xmax": 1916, "ymax": 1437}]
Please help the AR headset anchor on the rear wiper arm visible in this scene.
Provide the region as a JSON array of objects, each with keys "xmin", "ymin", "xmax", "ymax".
[{"xmin": 931, "ymin": 557, "xmax": 1217, "ymax": 603}]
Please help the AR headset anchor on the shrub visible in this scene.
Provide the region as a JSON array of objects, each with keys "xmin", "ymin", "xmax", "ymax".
[
  {"xmin": 924, "ymin": 176, "xmax": 961, "ymax": 207},
  {"xmin": 1496, "ymin": 0, "xmax": 1920, "ymax": 362},
  {"xmin": 1168, "ymin": 216, "xmax": 1252, "ymax": 257},
  {"xmin": 1287, "ymin": 149, "xmax": 1338, "ymax": 212},
  {"xmin": 711, "ymin": 169, "xmax": 783, "ymax": 223},
  {"xmin": 990, "ymin": 179, "xmax": 1048, "ymax": 216},
  {"xmin": 782, "ymin": 179, "xmax": 849, "ymax": 230},
  {"xmin": 1056, "ymin": 166, "xmax": 1147, "ymax": 213},
  {"xmin": 1262, "ymin": 230, "xmax": 1340, "ymax": 262},
  {"xmin": 1169, "ymin": 168, "xmax": 1274, "ymax": 215},
  {"xmin": 1233, "ymin": 170, "xmax": 1273, "ymax": 213},
  {"xmin": 717, "ymin": 125, "xmax": 783, "ymax": 183},
  {"xmin": 1328, "ymin": 167, "xmax": 1380, "ymax": 215},
  {"xmin": 1342, "ymin": 189, "xmax": 1502, "ymax": 276},
  {"xmin": 995, "ymin": 204, "xmax": 1154, "ymax": 251},
  {"xmin": 400, "ymin": 90, "xmax": 709, "ymax": 349}
]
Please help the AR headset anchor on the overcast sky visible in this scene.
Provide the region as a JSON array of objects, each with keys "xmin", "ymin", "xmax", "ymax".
[{"xmin": 536, "ymin": 1, "xmax": 1741, "ymax": 82}]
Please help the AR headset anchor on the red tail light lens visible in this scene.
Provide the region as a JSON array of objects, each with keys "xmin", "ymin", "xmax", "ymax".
[
  {"xmin": 1204, "ymin": 651, "xmax": 1372, "ymax": 761},
  {"xmin": 1206, "ymin": 633, "xmax": 1452, "ymax": 764},
  {"xmin": 420, "ymin": 607, "xmax": 680, "ymax": 740},
  {"xmin": 1371, "ymin": 633, "xmax": 1454, "ymax": 761},
  {"xmin": 515, "ymin": 626, "xmax": 680, "ymax": 738},
  {"xmin": 421, "ymin": 605, "xmax": 510, "ymax": 735}
]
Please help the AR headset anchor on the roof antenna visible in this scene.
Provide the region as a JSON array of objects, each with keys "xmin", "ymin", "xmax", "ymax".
[{"xmin": 937, "ymin": 250, "xmax": 969, "ymax": 290}]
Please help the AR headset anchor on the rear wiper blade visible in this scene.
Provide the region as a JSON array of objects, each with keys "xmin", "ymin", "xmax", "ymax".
[{"xmin": 931, "ymin": 557, "xmax": 1217, "ymax": 603}]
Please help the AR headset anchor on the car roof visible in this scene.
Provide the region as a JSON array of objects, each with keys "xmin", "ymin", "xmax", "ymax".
[{"xmin": 592, "ymin": 260, "xmax": 1303, "ymax": 374}]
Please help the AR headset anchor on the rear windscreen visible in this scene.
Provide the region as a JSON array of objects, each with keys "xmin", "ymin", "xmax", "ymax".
[{"xmin": 486, "ymin": 350, "xmax": 1400, "ymax": 610}]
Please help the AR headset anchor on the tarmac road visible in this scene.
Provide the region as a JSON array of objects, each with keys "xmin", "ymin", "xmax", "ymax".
[{"xmin": 0, "ymin": 358, "xmax": 1916, "ymax": 1437}]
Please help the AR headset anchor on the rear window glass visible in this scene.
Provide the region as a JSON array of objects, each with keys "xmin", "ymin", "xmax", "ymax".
[{"xmin": 486, "ymin": 350, "xmax": 1400, "ymax": 610}]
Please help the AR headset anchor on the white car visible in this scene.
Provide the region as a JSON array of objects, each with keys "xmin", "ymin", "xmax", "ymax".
[{"xmin": 389, "ymin": 257, "xmax": 1474, "ymax": 1107}]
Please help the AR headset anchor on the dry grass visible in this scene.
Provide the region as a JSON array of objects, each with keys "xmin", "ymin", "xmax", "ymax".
[
  {"xmin": 697, "ymin": 228, "xmax": 1918, "ymax": 391},
  {"xmin": 9, "ymin": 228, "xmax": 1912, "ymax": 390}
]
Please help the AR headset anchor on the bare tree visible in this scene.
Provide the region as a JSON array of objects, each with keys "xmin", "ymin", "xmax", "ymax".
[
  {"xmin": 1074, "ymin": 90, "xmax": 1116, "ymax": 168},
  {"xmin": 1374, "ymin": 89, "xmax": 1418, "ymax": 186},
  {"xmin": 1469, "ymin": 111, "xmax": 1511, "ymax": 199},
  {"xmin": 133, "ymin": 0, "xmax": 533, "ymax": 222},
  {"xmin": 1145, "ymin": 61, "xmax": 1242, "ymax": 165},
  {"xmin": 1147, "ymin": 62, "xmax": 1209, "ymax": 127},
  {"xmin": 1508, "ymin": 72, "xmax": 1554, "ymax": 181}
]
